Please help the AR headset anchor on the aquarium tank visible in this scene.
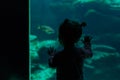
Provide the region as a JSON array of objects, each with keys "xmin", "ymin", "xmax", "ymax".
[{"xmin": 29, "ymin": 0, "xmax": 120, "ymax": 80}]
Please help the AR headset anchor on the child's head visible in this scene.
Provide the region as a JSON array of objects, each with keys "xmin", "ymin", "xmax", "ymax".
[{"xmin": 58, "ymin": 19, "xmax": 86, "ymax": 47}]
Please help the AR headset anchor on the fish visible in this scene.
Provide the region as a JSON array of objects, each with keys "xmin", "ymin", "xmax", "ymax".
[{"xmin": 37, "ymin": 25, "xmax": 55, "ymax": 34}]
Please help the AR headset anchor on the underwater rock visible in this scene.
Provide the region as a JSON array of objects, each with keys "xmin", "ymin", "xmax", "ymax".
[
  {"xmin": 30, "ymin": 35, "xmax": 59, "ymax": 61},
  {"xmin": 93, "ymin": 33, "xmax": 120, "ymax": 42},
  {"xmin": 30, "ymin": 36, "xmax": 120, "ymax": 64},
  {"xmin": 31, "ymin": 66, "xmax": 55, "ymax": 80},
  {"xmin": 84, "ymin": 9, "xmax": 97, "ymax": 17},
  {"xmin": 85, "ymin": 44, "xmax": 120, "ymax": 64},
  {"xmin": 30, "ymin": 36, "xmax": 120, "ymax": 80},
  {"xmin": 37, "ymin": 25, "xmax": 55, "ymax": 35},
  {"xmin": 92, "ymin": 44, "xmax": 117, "ymax": 52},
  {"xmin": 30, "ymin": 35, "xmax": 40, "ymax": 51},
  {"xmin": 58, "ymin": 0, "xmax": 120, "ymax": 11},
  {"xmin": 102, "ymin": 0, "xmax": 120, "ymax": 8},
  {"xmin": 83, "ymin": 8, "xmax": 120, "ymax": 34},
  {"xmin": 72, "ymin": 0, "xmax": 120, "ymax": 8},
  {"xmin": 84, "ymin": 8, "xmax": 120, "ymax": 19},
  {"xmin": 38, "ymin": 40, "xmax": 59, "ymax": 49},
  {"xmin": 30, "ymin": 35, "xmax": 40, "ymax": 61},
  {"xmin": 49, "ymin": 1, "xmax": 74, "ymax": 9},
  {"xmin": 30, "ymin": 38, "xmax": 57, "ymax": 80},
  {"xmin": 84, "ymin": 63, "xmax": 95, "ymax": 69},
  {"xmin": 93, "ymin": 33, "xmax": 120, "ymax": 53},
  {"xmin": 30, "ymin": 34, "xmax": 37, "ymax": 42},
  {"xmin": 73, "ymin": 0, "xmax": 95, "ymax": 5}
]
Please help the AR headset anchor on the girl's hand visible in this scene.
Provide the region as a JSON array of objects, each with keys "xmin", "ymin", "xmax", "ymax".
[
  {"xmin": 81, "ymin": 36, "xmax": 92, "ymax": 49},
  {"xmin": 82, "ymin": 36, "xmax": 92, "ymax": 44},
  {"xmin": 48, "ymin": 47, "xmax": 56, "ymax": 56}
]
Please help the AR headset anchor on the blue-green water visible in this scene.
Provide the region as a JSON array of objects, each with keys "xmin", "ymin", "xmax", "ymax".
[{"xmin": 30, "ymin": 0, "xmax": 120, "ymax": 80}]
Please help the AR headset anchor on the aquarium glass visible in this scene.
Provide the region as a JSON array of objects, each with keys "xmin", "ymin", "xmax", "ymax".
[{"xmin": 29, "ymin": 0, "xmax": 120, "ymax": 80}]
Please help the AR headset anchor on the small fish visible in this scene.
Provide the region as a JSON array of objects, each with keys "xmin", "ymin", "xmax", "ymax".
[{"xmin": 37, "ymin": 25, "xmax": 55, "ymax": 34}]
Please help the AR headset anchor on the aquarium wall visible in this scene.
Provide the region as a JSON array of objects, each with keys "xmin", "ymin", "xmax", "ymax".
[{"xmin": 30, "ymin": 0, "xmax": 120, "ymax": 80}]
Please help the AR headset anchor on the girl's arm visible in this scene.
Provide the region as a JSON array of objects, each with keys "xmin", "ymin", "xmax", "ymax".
[
  {"xmin": 82, "ymin": 36, "xmax": 93, "ymax": 58},
  {"xmin": 48, "ymin": 47, "xmax": 57, "ymax": 68}
]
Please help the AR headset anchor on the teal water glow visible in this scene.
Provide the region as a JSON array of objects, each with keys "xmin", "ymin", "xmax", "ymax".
[{"xmin": 30, "ymin": 0, "xmax": 120, "ymax": 80}]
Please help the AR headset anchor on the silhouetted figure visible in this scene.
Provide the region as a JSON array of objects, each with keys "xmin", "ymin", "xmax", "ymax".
[{"xmin": 48, "ymin": 19, "xmax": 93, "ymax": 80}]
